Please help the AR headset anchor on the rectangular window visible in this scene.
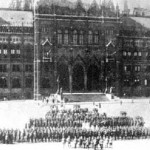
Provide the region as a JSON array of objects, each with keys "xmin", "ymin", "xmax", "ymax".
[
  {"xmin": 138, "ymin": 52, "xmax": 142, "ymax": 57},
  {"xmin": 0, "ymin": 64, "xmax": 7, "ymax": 72},
  {"xmin": 25, "ymin": 64, "xmax": 33, "ymax": 72},
  {"xmin": 134, "ymin": 52, "xmax": 138, "ymax": 56},
  {"xmin": 3, "ymin": 49, "xmax": 8, "ymax": 55},
  {"xmin": 146, "ymin": 66, "xmax": 150, "ymax": 72},
  {"xmin": 128, "ymin": 52, "xmax": 131, "ymax": 56},
  {"xmin": 124, "ymin": 66, "xmax": 127, "ymax": 71},
  {"xmin": 12, "ymin": 65, "xmax": 20, "ymax": 72},
  {"xmin": 11, "ymin": 49, "xmax": 15, "ymax": 54},
  {"xmin": 124, "ymin": 78, "xmax": 130, "ymax": 87},
  {"xmin": 135, "ymin": 66, "xmax": 141, "ymax": 72},
  {"xmin": 123, "ymin": 51, "xmax": 127, "ymax": 56},
  {"xmin": 124, "ymin": 65, "xmax": 131, "ymax": 72},
  {"xmin": 16, "ymin": 49, "xmax": 20, "ymax": 54}
]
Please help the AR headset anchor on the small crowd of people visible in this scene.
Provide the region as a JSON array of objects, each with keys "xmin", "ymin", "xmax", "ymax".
[{"xmin": 0, "ymin": 107, "xmax": 150, "ymax": 148}]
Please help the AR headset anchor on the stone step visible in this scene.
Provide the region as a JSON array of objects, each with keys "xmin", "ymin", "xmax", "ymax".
[{"xmin": 63, "ymin": 93, "xmax": 109, "ymax": 102}]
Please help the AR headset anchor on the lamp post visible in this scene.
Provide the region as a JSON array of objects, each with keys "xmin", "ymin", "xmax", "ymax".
[
  {"xmin": 105, "ymin": 46, "xmax": 108, "ymax": 93},
  {"xmin": 69, "ymin": 46, "xmax": 73, "ymax": 93},
  {"xmin": 33, "ymin": 0, "xmax": 40, "ymax": 100}
]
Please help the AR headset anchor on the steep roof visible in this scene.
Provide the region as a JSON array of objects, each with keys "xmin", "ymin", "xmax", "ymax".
[
  {"xmin": 0, "ymin": 17, "xmax": 10, "ymax": 26},
  {"xmin": 130, "ymin": 17, "xmax": 150, "ymax": 29},
  {"xmin": 0, "ymin": 10, "xmax": 33, "ymax": 27}
]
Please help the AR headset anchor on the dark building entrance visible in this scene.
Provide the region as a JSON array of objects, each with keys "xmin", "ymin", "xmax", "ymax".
[
  {"xmin": 57, "ymin": 64, "xmax": 69, "ymax": 91},
  {"xmin": 72, "ymin": 64, "xmax": 84, "ymax": 91},
  {"xmin": 87, "ymin": 65, "xmax": 99, "ymax": 91}
]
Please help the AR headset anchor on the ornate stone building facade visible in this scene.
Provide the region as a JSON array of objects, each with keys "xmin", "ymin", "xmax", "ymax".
[
  {"xmin": 118, "ymin": 17, "xmax": 150, "ymax": 97},
  {"xmin": 0, "ymin": 9, "xmax": 33, "ymax": 99},
  {"xmin": 34, "ymin": 0, "xmax": 121, "ymax": 98}
]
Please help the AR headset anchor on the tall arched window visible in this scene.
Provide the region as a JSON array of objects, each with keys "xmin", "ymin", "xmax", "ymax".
[
  {"xmin": 12, "ymin": 77, "xmax": 21, "ymax": 88},
  {"xmin": 73, "ymin": 30, "xmax": 78, "ymax": 45},
  {"xmin": 64, "ymin": 30, "xmax": 69, "ymax": 45},
  {"xmin": 88, "ymin": 31, "xmax": 93, "ymax": 44},
  {"xmin": 79, "ymin": 31, "xmax": 84, "ymax": 45},
  {"xmin": 0, "ymin": 77, "xmax": 7, "ymax": 88},
  {"xmin": 94, "ymin": 31, "xmax": 99, "ymax": 44},
  {"xmin": 57, "ymin": 30, "xmax": 62, "ymax": 44}
]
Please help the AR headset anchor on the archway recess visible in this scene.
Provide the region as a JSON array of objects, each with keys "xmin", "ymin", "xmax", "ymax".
[
  {"xmin": 87, "ymin": 65, "xmax": 99, "ymax": 91},
  {"xmin": 72, "ymin": 64, "xmax": 84, "ymax": 91},
  {"xmin": 57, "ymin": 63, "xmax": 69, "ymax": 91}
]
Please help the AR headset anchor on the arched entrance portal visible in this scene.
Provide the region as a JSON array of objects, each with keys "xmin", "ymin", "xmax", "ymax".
[
  {"xmin": 87, "ymin": 65, "xmax": 99, "ymax": 91},
  {"xmin": 57, "ymin": 64, "xmax": 69, "ymax": 91},
  {"xmin": 73, "ymin": 64, "xmax": 84, "ymax": 91}
]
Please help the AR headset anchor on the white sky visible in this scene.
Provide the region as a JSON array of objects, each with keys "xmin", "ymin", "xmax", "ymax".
[{"xmin": 0, "ymin": 0, "xmax": 150, "ymax": 11}]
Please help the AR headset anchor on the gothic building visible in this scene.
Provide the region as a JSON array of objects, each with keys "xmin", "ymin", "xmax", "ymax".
[
  {"xmin": 34, "ymin": 0, "xmax": 121, "ymax": 99},
  {"xmin": 1, "ymin": 0, "xmax": 150, "ymax": 100}
]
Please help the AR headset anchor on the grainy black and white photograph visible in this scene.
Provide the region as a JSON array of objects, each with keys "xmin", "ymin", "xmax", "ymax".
[{"xmin": 0, "ymin": 0, "xmax": 150, "ymax": 150}]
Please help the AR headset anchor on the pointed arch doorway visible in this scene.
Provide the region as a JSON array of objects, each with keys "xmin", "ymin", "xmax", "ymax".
[
  {"xmin": 87, "ymin": 65, "xmax": 99, "ymax": 91},
  {"xmin": 72, "ymin": 64, "xmax": 84, "ymax": 91}
]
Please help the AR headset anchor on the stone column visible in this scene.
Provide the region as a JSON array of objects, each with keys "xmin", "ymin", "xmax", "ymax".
[
  {"xmin": 84, "ymin": 70, "xmax": 87, "ymax": 91},
  {"xmin": 69, "ymin": 65, "xmax": 72, "ymax": 93},
  {"xmin": 34, "ymin": 18, "xmax": 41, "ymax": 100},
  {"xmin": 116, "ymin": 60, "xmax": 121, "ymax": 96},
  {"xmin": 100, "ymin": 60, "xmax": 104, "ymax": 92}
]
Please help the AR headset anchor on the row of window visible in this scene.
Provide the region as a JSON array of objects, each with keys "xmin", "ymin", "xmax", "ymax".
[
  {"xmin": 124, "ymin": 65, "xmax": 141, "ymax": 72},
  {"xmin": 124, "ymin": 78, "xmax": 150, "ymax": 87},
  {"xmin": 0, "ymin": 77, "xmax": 32, "ymax": 88},
  {"xmin": 0, "ymin": 49, "xmax": 33, "ymax": 58},
  {"xmin": 124, "ymin": 65, "xmax": 150, "ymax": 72},
  {"xmin": 0, "ymin": 37, "xmax": 33, "ymax": 43},
  {"xmin": 0, "ymin": 26, "xmax": 33, "ymax": 33},
  {"xmin": 0, "ymin": 64, "xmax": 33, "ymax": 72},
  {"xmin": 124, "ymin": 40, "xmax": 150, "ymax": 47},
  {"xmin": 0, "ymin": 77, "xmax": 50, "ymax": 89},
  {"xmin": 123, "ymin": 51, "xmax": 142, "ymax": 57},
  {"xmin": 57, "ymin": 30, "xmax": 101, "ymax": 45}
]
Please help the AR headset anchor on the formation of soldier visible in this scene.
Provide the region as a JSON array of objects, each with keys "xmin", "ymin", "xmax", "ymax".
[{"xmin": 0, "ymin": 107, "xmax": 150, "ymax": 147}]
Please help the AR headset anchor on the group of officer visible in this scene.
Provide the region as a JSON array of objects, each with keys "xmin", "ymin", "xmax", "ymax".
[
  {"xmin": 0, "ymin": 107, "xmax": 150, "ymax": 146},
  {"xmin": 29, "ymin": 108, "xmax": 142, "ymax": 128}
]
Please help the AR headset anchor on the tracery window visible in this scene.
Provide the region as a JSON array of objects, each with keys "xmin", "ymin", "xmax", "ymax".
[
  {"xmin": 79, "ymin": 31, "xmax": 84, "ymax": 45},
  {"xmin": 64, "ymin": 30, "xmax": 69, "ymax": 45},
  {"xmin": 57, "ymin": 30, "xmax": 62, "ymax": 44},
  {"xmin": 73, "ymin": 30, "xmax": 78, "ymax": 45},
  {"xmin": 88, "ymin": 31, "xmax": 93, "ymax": 44},
  {"xmin": 94, "ymin": 31, "xmax": 99, "ymax": 44}
]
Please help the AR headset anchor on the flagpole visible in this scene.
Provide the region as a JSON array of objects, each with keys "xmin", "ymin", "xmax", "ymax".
[{"xmin": 33, "ymin": 0, "xmax": 40, "ymax": 100}]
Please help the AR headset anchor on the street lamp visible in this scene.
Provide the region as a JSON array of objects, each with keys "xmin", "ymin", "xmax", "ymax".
[
  {"xmin": 69, "ymin": 46, "xmax": 73, "ymax": 93},
  {"xmin": 105, "ymin": 47, "xmax": 108, "ymax": 93}
]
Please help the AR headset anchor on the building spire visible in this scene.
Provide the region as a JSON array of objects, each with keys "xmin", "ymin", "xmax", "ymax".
[
  {"xmin": 124, "ymin": 0, "xmax": 128, "ymax": 11},
  {"xmin": 123, "ymin": 0, "xmax": 130, "ymax": 16}
]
